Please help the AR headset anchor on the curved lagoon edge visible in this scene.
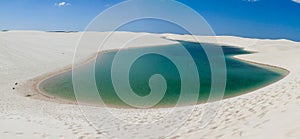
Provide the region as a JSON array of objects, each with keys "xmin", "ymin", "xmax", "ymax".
[{"xmin": 35, "ymin": 43, "xmax": 290, "ymax": 109}]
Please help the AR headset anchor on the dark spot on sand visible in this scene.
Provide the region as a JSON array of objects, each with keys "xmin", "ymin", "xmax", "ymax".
[
  {"xmin": 25, "ymin": 94, "xmax": 32, "ymax": 97},
  {"xmin": 12, "ymin": 87, "xmax": 15, "ymax": 90},
  {"xmin": 211, "ymin": 126, "xmax": 218, "ymax": 129},
  {"xmin": 96, "ymin": 131, "xmax": 102, "ymax": 134},
  {"xmin": 15, "ymin": 82, "xmax": 18, "ymax": 85}
]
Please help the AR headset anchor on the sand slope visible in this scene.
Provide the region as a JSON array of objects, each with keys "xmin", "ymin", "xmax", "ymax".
[{"xmin": 0, "ymin": 31, "xmax": 300, "ymax": 139}]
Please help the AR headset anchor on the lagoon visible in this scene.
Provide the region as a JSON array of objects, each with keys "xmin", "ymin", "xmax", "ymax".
[{"xmin": 39, "ymin": 41, "xmax": 288, "ymax": 108}]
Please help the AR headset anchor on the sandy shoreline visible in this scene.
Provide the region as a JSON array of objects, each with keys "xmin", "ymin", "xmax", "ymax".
[
  {"xmin": 34, "ymin": 34, "xmax": 182, "ymax": 108},
  {"xmin": 1, "ymin": 31, "xmax": 300, "ymax": 138},
  {"xmin": 35, "ymin": 40, "xmax": 289, "ymax": 109}
]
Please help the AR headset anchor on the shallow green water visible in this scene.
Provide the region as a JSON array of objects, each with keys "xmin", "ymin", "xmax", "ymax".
[{"xmin": 40, "ymin": 41, "xmax": 288, "ymax": 108}]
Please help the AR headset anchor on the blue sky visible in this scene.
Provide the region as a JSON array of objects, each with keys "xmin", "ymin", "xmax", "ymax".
[{"xmin": 1, "ymin": 0, "xmax": 300, "ymax": 41}]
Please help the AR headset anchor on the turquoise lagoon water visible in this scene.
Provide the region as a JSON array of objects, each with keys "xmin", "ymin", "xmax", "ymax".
[{"xmin": 39, "ymin": 41, "xmax": 288, "ymax": 108}]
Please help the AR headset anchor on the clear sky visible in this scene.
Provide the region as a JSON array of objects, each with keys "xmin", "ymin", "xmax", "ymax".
[{"xmin": 1, "ymin": 0, "xmax": 300, "ymax": 41}]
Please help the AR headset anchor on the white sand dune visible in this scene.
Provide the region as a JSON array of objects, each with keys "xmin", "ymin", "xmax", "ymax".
[{"xmin": 0, "ymin": 31, "xmax": 299, "ymax": 138}]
